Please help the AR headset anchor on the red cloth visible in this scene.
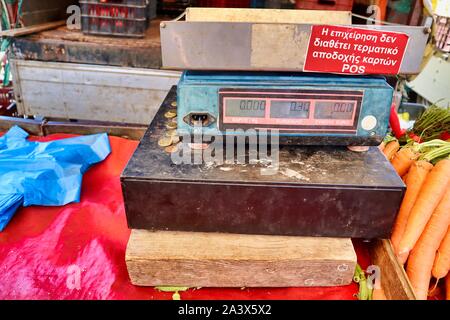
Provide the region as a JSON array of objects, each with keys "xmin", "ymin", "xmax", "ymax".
[{"xmin": 0, "ymin": 133, "xmax": 368, "ymax": 300}]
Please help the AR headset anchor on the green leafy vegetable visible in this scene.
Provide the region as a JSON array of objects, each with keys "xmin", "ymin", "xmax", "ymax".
[{"xmin": 412, "ymin": 105, "xmax": 450, "ymax": 142}]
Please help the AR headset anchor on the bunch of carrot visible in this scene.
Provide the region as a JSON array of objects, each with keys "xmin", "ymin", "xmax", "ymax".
[{"xmin": 381, "ymin": 138, "xmax": 450, "ymax": 300}]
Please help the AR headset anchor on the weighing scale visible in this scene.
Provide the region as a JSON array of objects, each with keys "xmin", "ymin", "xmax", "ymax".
[
  {"xmin": 177, "ymin": 71, "xmax": 393, "ymax": 146},
  {"xmin": 121, "ymin": 87, "xmax": 405, "ymax": 239},
  {"xmin": 120, "ymin": 10, "xmax": 431, "ymax": 239}
]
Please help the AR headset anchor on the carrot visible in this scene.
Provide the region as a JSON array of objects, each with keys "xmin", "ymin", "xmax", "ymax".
[
  {"xmin": 383, "ymin": 140, "xmax": 400, "ymax": 160},
  {"xmin": 446, "ymin": 275, "xmax": 450, "ymax": 300},
  {"xmin": 432, "ymin": 227, "xmax": 450, "ymax": 280},
  {"xmin": 397, "ymin": 159, "xmax": 450, "ymax": 264},
  {"xmin": 406, "ymin": 189, "xmax": 450, "ymax": 300},
  {"xmin": 378, "ymin": 141, "xmax": 386, "ymax": 152},
  {"xmin": 372, "ymin": 288, "xmax": 387, "ymax": 300},
  {"xmin": 391, "ymin": 147, "xmax": 419, "ymax": 177},
  {"xmin": 391, "ymin": 160, "xmax": 434, "ymax": 252},
  {"xmin": 402, "ymin": 173, "xmax": 408, "ymax": 184}
]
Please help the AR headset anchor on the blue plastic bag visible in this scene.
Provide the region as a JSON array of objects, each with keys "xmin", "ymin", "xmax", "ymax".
[{"xmin": 0, "ymin": 126, "xmax": 111, "ymax": 231}]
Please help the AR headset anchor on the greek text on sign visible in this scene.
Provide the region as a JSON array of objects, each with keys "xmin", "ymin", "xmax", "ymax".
[{"xmin": 304, "ymin": 25, "xmax": 410, "ymax": 75}]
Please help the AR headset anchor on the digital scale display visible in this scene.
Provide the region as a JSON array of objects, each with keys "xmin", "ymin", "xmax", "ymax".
[
  {"xmin": 219, "ymin": 89, "xmax": 363, "ymax": 133},
  {"xmin": 314, "ymin": 102, "xmax": 355, "ymax": 120},
  {"xmin": 271, "ymin": 101, "xmax": 310, "ymax": 119},
  {"xmin": 225, "ymin": 99, "xmax": 266, "ymax": 118}
]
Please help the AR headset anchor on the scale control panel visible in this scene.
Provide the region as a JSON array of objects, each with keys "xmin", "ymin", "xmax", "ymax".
[{"xmin": 177, "ymin": 72, "xmax": 394, "ymax": 146}]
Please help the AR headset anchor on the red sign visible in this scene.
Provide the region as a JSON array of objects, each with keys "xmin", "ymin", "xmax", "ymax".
[{"xmin": 304, "ymin": 25, "xmax": 410, "ymax": 75}]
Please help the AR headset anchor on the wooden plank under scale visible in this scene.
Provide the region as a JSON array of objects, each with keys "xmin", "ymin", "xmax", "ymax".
[{"xmin": 126, "ymin": 230, "xmax": 357, "ymax": 288}]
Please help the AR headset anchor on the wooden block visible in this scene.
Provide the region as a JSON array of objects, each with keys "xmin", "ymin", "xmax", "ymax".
[
  {"xmin": 370, "ymin": 239, "xmax": 416, "ymax": 300},
  {"xmin": 126, "ymin": 230, "xmax": 357, "ymax": 288}
]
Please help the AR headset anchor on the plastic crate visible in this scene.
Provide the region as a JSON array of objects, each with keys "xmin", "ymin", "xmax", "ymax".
[
  {"xmin": 148, "ymin": 0, "xmax": 157, "ymax": 20},
  {"xmin": 86, "ymin": 0, "xmax": 148, "ymax": 6},
  {"xmin": 196, "ymin": 0, "xmax": 251, "ymax": 8},
  {"xmin": 80, "ymin": 0, "xmax": 149, "ymax": 38},
  {"xmin": 158, "ymin": 0, "xmax": 194, "ymax": 15},
  {"xmin": 81, "ymin": 16, "xmax": 147, "ymax": 37},
  {"xmin": 0, "ymin": 84, "xmax": 14, "ymax": 116},
  {"xmin": 295, "ymin": 0, "xmax": 353, "ymax": 11}
]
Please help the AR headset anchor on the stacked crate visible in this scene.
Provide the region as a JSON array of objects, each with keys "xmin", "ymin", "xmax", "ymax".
[
  {"xmin": 197, "ymin": 0, "xmax": 251, "ymax": 7},
  {"xmin": 295, "ymin": 0, "xmax": 353, "ymax": 11},
  {"xmin": 0, "ymin": 83, "xmax": 14, "ymax": 116},
  {"xmin": 80, "ymin": 0, "xmax": 155, "ymax": 37}
]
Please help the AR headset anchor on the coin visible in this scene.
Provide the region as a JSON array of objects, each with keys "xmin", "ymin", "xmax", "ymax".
[
  {"xmin": 188, "ymin": 142, "xmax": 209, "ymax": 150},
  {"xmin": 165, "ymin": 143, "xmax": 180, "ymax": 154},
  {"xmin": 158, "ymin": 137, "xmax": 173, "ymax": 147},
  {"xmin": 164, "ymin": 110, "xmax": 177, "ymax": 119},
  {"xmin": 166, "ymin": 122, "xmax": 178, "ymax": 129},
  {"xmin": 170, "ymin": 101, "xmax": 177, "ymax": 107},
  {"xmin": 347, "ymin": 146, "xmax": 370, "ymax": 152},
  {"xmin": 171, "ymin": 135, "xmax": 180, "ymax": 144},
  {"xmin": 165, "ymin": 129, "xmax": 177, "ymax": 137}
]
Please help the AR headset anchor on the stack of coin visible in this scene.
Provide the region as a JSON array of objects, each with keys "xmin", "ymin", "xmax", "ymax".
[
  {"xmin": 157, "ymin": 102, "xmax": 181, "ymax": 153},
  {"xmin": 158, "ymin": 134, "xmax": 182, "ymax": 153},
  {"xmin": 157, "ymin": 109, "xmax": 181, "ymax": 153},
  {"xmin": 164, "ymin": 108, "xmax": 178, "ymax": 130}
]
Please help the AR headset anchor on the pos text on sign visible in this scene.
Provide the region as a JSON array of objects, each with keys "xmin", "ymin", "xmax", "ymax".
[{"xmin": 304, "ymin": 25, "xmax": 410, "ymax": 75}]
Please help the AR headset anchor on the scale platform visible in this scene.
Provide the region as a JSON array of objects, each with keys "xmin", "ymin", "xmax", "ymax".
[{"xmin": 121, "ymin": 87, "xmax": 405, "ymax": 239}]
